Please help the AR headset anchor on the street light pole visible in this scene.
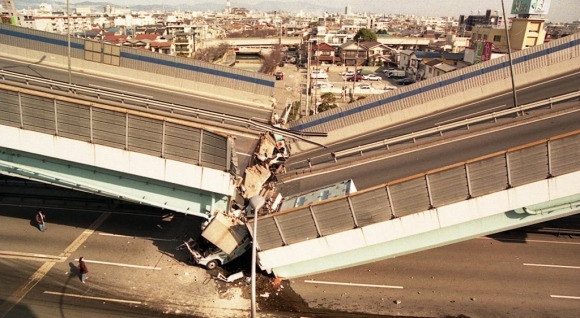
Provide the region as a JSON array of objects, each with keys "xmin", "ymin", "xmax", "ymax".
[
  {"xmin": 249, "ymin": 195, "xmax": 265, "ymax": 318},
  {"xmin": 501, "ymin": 0, "xmax": 518, "ymax": 109}
]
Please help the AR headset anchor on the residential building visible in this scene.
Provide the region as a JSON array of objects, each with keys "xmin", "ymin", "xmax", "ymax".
[
  {"xmin": 471, "ymin": 17, "xmax": 547, "ymax": 51},
  {"xmin": 338, "ymin": 41, "xmax": 367, "ymax": 67},
  {"xmin": 311, "ymin": 42, "xmax": 339, "ymax": 65},
  {"xmin": 360, "ymin": 41, "xmax": 394, "ymax": 66}
]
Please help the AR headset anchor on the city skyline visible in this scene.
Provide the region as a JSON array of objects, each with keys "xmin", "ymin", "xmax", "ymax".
[{"xmin": 69, "ymin": 0, "xmax": 579, "ymax": 23}]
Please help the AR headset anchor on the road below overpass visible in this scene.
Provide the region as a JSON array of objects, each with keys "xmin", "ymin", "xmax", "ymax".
[
  {"xmin": 1, "ymin": 195, "xmax": 578, "ymax": 318},
  {"xmin": 288, "ymin": 224, "xmax": 580, "ymax": 317}
]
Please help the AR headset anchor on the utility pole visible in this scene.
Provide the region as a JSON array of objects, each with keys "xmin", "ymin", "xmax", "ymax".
[
  {"xmin": 306, "ymin": 40, "xmax": 311, "ymax": 116},
  {"xmin": 501, "ymin": 0, "xmax": 518, "ymax": 110},
  {"xmin": 67, "ymin": 0, "xmax": 72, "ymax": 85},
  {"xmin": 352, "ymin": 38, "xmax": 359, "ymax": 100}
]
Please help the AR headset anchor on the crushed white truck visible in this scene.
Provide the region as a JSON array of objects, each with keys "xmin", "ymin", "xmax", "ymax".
[{"xmin": 183, "ymin": 211, "xmax": 251, "ymax": 270}]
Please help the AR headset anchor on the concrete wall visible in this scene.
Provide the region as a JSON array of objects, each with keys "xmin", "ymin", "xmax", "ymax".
[
  {"xmin": 0, "ymin": 125, "xmax": 235, "ymax": 218},
  {"xmin": 287, "ymin": 33, "xmax": 580, "ymax": 152},
  {"xmin": 0, "ymin": 24, "xmax": 275, "ymax": 108},
  {"xmin": 259, "ymin": 171, "xmax": 580, "ymax": 278}
]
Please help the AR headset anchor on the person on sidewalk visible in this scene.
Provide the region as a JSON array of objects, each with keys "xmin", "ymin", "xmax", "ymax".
[
  {"xmin": 35, "ymin": 209, "xmax": 46, "ymax": 232},
  {"xmin": 78, "ymin": 257, "xmax": 89, "ymax": 283}
]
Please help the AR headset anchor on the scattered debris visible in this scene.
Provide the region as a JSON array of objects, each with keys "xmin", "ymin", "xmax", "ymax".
[{"xmin": 216, "ymin": 271, "xmax": 245, "ymax": 283}]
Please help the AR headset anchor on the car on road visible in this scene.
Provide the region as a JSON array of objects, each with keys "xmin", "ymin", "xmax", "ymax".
[
  {"xmin": 382, "ymin": 85, "xmax": 397, "ymax": 91},
  {"xmin": 347, "ymin": 74, "xmax": 363, "ymax": 82},
  {"xmin": 275, "ymin": 71, "xmax": 284, "ymax": 80},
  {"xmin": 395, "ymin": 78, "xmax": 416, "ymax": 85},
  {"xmin": 357, "ymin": 84, "xmax": 372, "ymax": 89},
  {"xmin": 363, "ymin": 74, "xmax": 382, "ymax": 81}
]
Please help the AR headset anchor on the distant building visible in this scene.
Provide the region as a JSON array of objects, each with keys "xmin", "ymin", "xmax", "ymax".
[
  {"xmin": 459, "ymin": 9, "xmax": 503, "ymax": 33},
  {"xmin": 471, "ymin": 17, "xmax": 547, "ymax": 51},
  {"xmin": 1, "ymin": 0, "xmax": 20, "ymax": 25},
  {"xmin": 345, "ymin": 5, "xmax": 351, "ymax": 16}
]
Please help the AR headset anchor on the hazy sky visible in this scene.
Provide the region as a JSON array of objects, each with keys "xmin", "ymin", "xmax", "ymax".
[{"xmin": 87, "ymin": 0, "xmax": 579, "ymax": 23}]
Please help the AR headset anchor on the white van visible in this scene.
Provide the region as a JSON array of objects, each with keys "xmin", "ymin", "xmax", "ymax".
[{"xmin": 310, "ymin": 69, "xmax": 328, "ymax": 79}]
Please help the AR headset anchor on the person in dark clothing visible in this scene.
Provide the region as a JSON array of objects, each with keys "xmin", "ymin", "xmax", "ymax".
[
  {"xmin": 35, "ymin": 209, "xmax": 46, "ymax": 232},
  {"xmin": 78, "ymin": 257, "xmax": 89, "ymax": 283}
]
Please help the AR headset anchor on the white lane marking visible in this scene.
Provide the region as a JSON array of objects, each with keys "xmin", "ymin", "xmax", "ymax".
[
  {"xmin": 478, "ymin": 236, "xmax": 580, "ymax": 245},
  {"xmin": 0, "ymin": 262, "xmax": 57, "ymax": 318},
  {"xmin": 550, "ymin": 295, "xmax": 580, "ymax": 300},
  {"xmin": 304, "ymin": 280, "xmax": 403, "ymax": 289},
  {"xmin": 524, "ymin": 263, "xmax": 580, "ymax": 270},
  {"xmin": 88, "ymin": 84, "xmax": 153, "ymax": 99},
  {"xmin": 0, "ymin": 212, "xmax": 110, "ymax": 318},
  {"xmin": 434, "ymin": 104, "xmax": 507, "ymax": 126},
  {"xmin": 284, "ymin": 107, "xmax": 580, "ymax": 182},
  {"xmin": 43, "ymin": 291, "xmax": 142, "ymax": 305},
  {"xmin": 98, "ymin": 232, "xmax": 176, "ymax": 242},
  {"xmin": 74, "ymin": 258, "xmax": 161, "ymax": 270},
  {"xmin": 0, "ymin": 251, "xmax": 66, "ymax": 262}
]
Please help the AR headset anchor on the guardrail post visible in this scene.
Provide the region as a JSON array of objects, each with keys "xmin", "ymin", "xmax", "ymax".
[
  {"xmin": 309, "ymin": 205, "xmax": 322, "ymax": 237},
  {"xmin": 465, "ymin": 163, "xmax": 473, "ymax": 199},
  {"xmin": 18, "ymin": 91, "xmax": 23, "ymax": 129},
  {"xmin": 53, "ymin": 99, "xmax": 59, "ymax": 136},
  {"xmin": 505, "ymin": 152, "xmax": 512, "ymax": 188},
  {"xmin": 425, "ymin": 174, "xmax": 434, "ymax": 209},
  {"xmin": 547, "ymin": 140, "xmax": 553, "ymax": 178},
  {"xmin": 272, "ymin": 216, "xmax": 287, "ymax": 246},
  {"xmin": 307, "ymin": 158, "xmax": 312, "ymax": 168}
]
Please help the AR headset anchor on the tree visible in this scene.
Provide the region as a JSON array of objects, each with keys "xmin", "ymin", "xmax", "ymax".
[
  {"xmin": 194, "ymin": 43, "xmax": 230, "ymax": 62},
  {"xmin": 354, "ymin": 28, "xmax": 377, "ymax": 42},
  {"xmin": 317, "ymin": 92, "xmax": 338, "ymax": 113},
  {"xmin": 259, "ymin": 45, "xmax": 282, "ymax": 74}
]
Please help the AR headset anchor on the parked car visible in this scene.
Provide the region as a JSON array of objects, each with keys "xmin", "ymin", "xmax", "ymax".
[
  {"xmin": 387, "ymin": 70, "xmax": 406, "ymax": 78},
  {"xmin": 347, "ymin": 74, "xmax": 363, "ymax": 82},
  {"xmin": 340, "ymin": 70, "xmax": 355, "ymax": 77},
  {"xmin": 310, "ymin": 71, "xmax": 328, "ymax": 79},
  {"xmin": 313, "ymin": 82, "xmax": 334, "ymax": 89},
  {"xmin": 382, "ymin": 67, "xmax": 396, "ymax": 74},
  {"xmin": 382, "ymin": 85, "xmax": 397, "ymax": 91},
  {"xmin": 275, "ymin": 71, "xmax": 284, "ymax": 80},
  {"xmin": 357, "ymin": 84, "xmax": 372, "ymax": 90},
  {"xmin": 395, "ymin": 78, "xmax": 416, "ymax": 85},
  {"xmin": 363, "ymin": 74, "xmax": 382, "ymax": 81},
  {"xmin": 310, "ymin": 69, "xmax": 329, "ymax": 79}
]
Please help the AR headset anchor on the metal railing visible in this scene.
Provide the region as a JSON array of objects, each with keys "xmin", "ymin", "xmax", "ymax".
[
  {"xmin": 250, "ymin": 130, "xmax": 580, "ymax": 251},
  {"xmin": 332, "ymin": 90, "xmax": 580, "ymax": 159},
  {"xmin": 0, "ymin": 70, "xmax": 326, "ymax": 144}
]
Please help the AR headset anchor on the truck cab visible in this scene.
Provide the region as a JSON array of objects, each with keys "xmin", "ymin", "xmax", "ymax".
[
  {"xmin": 190, "ymin": 235, "xmax": 251, "ymax": 270},
  {"xmin": 186, "ymin": 211, "xmax": 251, "ymax": 270}
]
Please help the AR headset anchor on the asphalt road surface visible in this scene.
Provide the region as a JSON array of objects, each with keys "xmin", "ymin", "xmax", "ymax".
[{"xmin": 288, "ymin": 226, "xmax": 580, "ymax": 317}]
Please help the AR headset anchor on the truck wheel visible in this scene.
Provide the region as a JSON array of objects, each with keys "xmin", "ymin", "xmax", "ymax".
[{"xmin": 206, "ymin": 260, "xmax": 219, "ymax": 270}]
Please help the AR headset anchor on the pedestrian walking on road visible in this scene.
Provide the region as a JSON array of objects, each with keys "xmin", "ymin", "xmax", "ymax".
[
  {"xmin": 78, "ymin": 257, "xmax": 89, "ymax": 283},
  {"xmin": 35, "ymin": 209, "xmax": 46, "ymax": 232}
]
